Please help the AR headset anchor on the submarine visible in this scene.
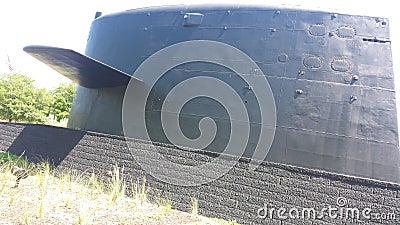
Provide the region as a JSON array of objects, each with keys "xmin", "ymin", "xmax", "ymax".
[{"xmin": 24, "ymin": 4, "xmax": 400, "ymax": 183}]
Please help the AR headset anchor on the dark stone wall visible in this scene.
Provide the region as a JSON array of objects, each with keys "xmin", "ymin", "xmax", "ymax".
[{"xmin": 1, "ymin": 122, "xmax": 400, "ymax": 224}]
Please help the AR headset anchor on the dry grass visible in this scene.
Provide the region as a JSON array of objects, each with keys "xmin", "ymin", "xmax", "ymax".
[{"xmin": 0, "ymin": 152, "xmax": 240, "ymax": 225}]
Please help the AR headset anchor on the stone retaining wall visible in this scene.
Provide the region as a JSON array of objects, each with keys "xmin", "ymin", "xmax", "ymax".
[{"xmin": 1, "ymin": 122, "xmax": 399, "ymax": 224}]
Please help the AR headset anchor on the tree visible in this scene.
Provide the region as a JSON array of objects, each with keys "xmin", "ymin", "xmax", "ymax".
[
  {"xmin": 0, "ymin": 73, "xmax": 51, "ymax": 123},
  {"xmin": 50, "ymin": 83, "xmax": 76, "ymax": 122}
]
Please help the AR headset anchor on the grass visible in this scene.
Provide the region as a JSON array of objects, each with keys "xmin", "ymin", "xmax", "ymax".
[{"xmin": 0, "ymin": 151, "xmax": 241, "ymax": 225}]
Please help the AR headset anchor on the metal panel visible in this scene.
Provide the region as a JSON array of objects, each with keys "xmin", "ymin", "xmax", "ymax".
[
  {"xmin": 183, "ymin": 13, "xmax": 204, "ymax": 26},
  {"xmin": 23, "ymin": 46, "xmax": 142, "ymax": 88}
]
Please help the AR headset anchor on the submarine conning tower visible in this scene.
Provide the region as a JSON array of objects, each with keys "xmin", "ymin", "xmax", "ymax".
[{"xmin": 24, "ymin": 4, "xmax": 400, "ymax": 183}]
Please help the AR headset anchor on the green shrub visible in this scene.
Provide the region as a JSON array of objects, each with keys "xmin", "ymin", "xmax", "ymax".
[
  {"xmin": 0, "ymin": 151, "xmax": 30, "ymax": 170},
  {"xmin": 0, "ymin": 152, "xmax": 20, "ymax": 164}
]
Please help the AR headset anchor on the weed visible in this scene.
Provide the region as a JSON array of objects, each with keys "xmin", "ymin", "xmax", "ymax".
[
  {"xmin": 156, "ymin": 196, "xmax": 173, "ymax": 220},
  {"xmin": 132, "ymin": 176, "xmax": 147, "ymax": 203},
  {"xmin": 9, "ymin": 189, "xmax": 15, "ymax": 204},
  {"xmin": 191, "ymin": 197, "xmax": 199, "ymax": 215},
  {"xmin": 76, "ymin": 214, "xmax": 84, "ymax": 225},
  {"xmin": 60, "ymin": 170, "xmax": 73, "ymax": 192},
  {"xmin": 108, "ymin": 164, "xmax": 126, "ymax": 203},
  {"xmin": 37, "ymin": 161, "xmax": 51, "ymax": 198},
  {"xmin": 35, "ymin": 161, "xmax": 53, "ymax": 219},
  {"xmin": 62, "ymin": 196, "xmax": 71, "ymax": 207},
  {"xmin": 77, "ymin": 202, "xmax": 92, "ymax": 225},
  {"xmin": 88, "ymin": 172, "xmax": 104, "ymax": 195},
  {"xmin": 22, "ymin": 212, "xmax": 32, "ymax": 225},
  {"xmin": 38, "ymin": 201, "xmax": 44, "ymax": 218},
  {"xmin": 165, "ymin": 200, "xmax": 172, "ymax": 213}
]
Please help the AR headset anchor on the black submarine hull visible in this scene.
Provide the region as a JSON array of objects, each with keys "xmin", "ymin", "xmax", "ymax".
[{"xmin": 25, "ymin": 5, "xmax": 400, "ymax": 183}]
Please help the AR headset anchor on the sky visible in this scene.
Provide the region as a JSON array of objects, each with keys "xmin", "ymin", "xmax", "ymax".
[{"xmin": 0, "ymin": 0, "xmax": 399, "ymax": 91}]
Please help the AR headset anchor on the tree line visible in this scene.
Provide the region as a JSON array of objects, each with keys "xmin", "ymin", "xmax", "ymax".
[{"xmin": 0, "ymin": 73, "xmax": 76, "ymax": 124}]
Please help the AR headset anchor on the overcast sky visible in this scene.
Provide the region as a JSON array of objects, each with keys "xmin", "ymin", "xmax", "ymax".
[{"xmin": 0, "ymin": 0, "xmax": 399, "ymax": 90}]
